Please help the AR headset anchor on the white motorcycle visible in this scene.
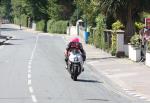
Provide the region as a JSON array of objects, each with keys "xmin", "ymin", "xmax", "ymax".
[{"xmin": 66, "ymin": 49, "xmax": 84, "ymax": 81}]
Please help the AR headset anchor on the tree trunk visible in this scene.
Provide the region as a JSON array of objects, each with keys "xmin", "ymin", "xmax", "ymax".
[{"xmin": 124, "ymin": 5, "xmax": 135, "ymax": 43}]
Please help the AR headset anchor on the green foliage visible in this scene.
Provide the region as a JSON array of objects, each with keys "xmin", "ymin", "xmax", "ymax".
[
  {"xmin": 70, "ymin": 8, "xmax": 82, "ymax": 26},
  {"xmin": 92, "ymin": 14, "xmax": 105, "ymax": 49},
  {"xmin": 27, "ymin": 0, "xmax": 74, "ymax": 21},
  {"xmin": 111, "ymin": 20, "xmax": 124, "ymax": 55},
  {"xmin": 111, "ymin": 31, "xmax": 117, "ymax": 56},
  {"xmin": 47, "ymin": 20, "xmax": 68, "ymax": 34},
  {"xmin": 47, "ymin": 0, "xmax": 60, "ymax": 20},
  {"xmin": 36, "ymin": 20, "xmax": 45, "ymax": 31},
  {"xmin": 75, "ymin": 0, "xmax": 100, "ymax": 26},
  {"xmin": 11, "ymin": 0, "xmax": 29, "ymax": 16},
  {"xmin": 0, "ymin": 0, "xmax": 12, "ymax": 18},
  {"xmin": 14, "ymin": 14, "xmax": 28, "ymax": 27},
  {"xmin": 88, "ymin": 27, "xmax": 94, "ymax": 44},
  {"xmin": 143, "ymin": 12, "xmax": 150, "ymax": 18},
  {"xmin": 47, "ymin": 19, "xmax": 56, "ymax": 33},
  {"xmin": 112, "ymin": 20, "xmax": 124, "ymax": 30},
  {"xmin": 141, "ymin": 12, "xmax": 150, "ymax": 21},
  {"xmin": 21, "ymin": 14, "xmax": 28, "ymax": 27},
  {"xmin": 0, "ymin": 5, "xmax": 6, "ymax": 18},
  {"xmin": 135, "ymin": 22, "xmax": 144, "ymax": 32},
  {"xmin": 99, "ymin": 0, "xmax": 150, "ymax": 36},
  {"xmin": 130, "ymin": 33, "xmax": 140, "ymax": 48},
  {"xmin": 14, "ymin": 16, "xmax": 20, "ymax": 25}
]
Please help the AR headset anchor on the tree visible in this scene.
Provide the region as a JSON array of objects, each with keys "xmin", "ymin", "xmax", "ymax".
[
  {"xmin": 0, "ymin": 0, "xmax": 12, "ymax": 19},
  {"xmin": 46, "ymin": 0, "xmax": 60, "ymax": 20},
  {"xmin": 26, "ymin": 0, "xmax": 49, "ymax": 21},
  {"xmin": 75, "ymin": 0, "xmax": 100, "ymax": 26},
  {"xmin": 47, "ymin": 0, "xmax": 74, "ymax": 20},
  {"xmin": 58, "ymin": 0, "xmax": 75, "ymax": 20},
  {"xmin": 99, "ymin": 0, "xmax": 150, "ymax": 36}
]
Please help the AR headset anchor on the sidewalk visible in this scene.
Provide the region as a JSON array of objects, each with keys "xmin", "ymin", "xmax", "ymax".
[
  {"xmin": 65, "ymin": 34, "xmax": 150, "ymax": 102},
  {"xmin": 8, "ymin": 24, "xmax": 38, "ymax": 33}
]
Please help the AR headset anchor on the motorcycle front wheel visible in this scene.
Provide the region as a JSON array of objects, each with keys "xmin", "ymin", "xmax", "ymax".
[{"xmin": 71, "ymin": 66, "xmax": 78, "ymax": 81}]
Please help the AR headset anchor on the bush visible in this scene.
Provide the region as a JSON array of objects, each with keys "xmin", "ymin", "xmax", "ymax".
[
  {"xmin": 88, "ymin": 27, "xmax": 95, "ymax": 44},
  {"xmin": 130, "ymin": 33, "xmax": 141, "ymax": 48},
  {"xmin": 14, "ymin": 15, "xmax": 28, "ymax": 27},
  {"xmin": 93, "ymin": 14, "xmax": 105, "ymax": 49},
  {"xmin": 111, "ymin": 31, "xmax": 117, "ymax": 55},
  {"xmin": 112, "ymin": 20, "xmax": 124, "ymax": 30},
  {"xmin": 14, "ymin": 16, "xmax": 20, "ymax": 25},
  {"xmin": 21, "ymin": 14, "xmax": 28, "ymax": 27},
  {"xmin": 135, "ymin": 22, "xmax": 144, "ymax": 32},
  {"xmin": 110, "ymin": 20, "xmax": 124, "ymax": 56},
  {"xmin": 36, "ymin": 20, "xmax": 45, "ymax": 31},
  {"xmin": 47, "ymin": 19, "xmax": 55, "ymax": 33},
  {"xmin": 47, "ymin": 20, "xmax": 68, "ymax": 34}
]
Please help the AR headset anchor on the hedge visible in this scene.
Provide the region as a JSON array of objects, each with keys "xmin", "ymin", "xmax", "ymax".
[
  {"xmin": 47, "ymin": 20, "xmax": 68, "ymax": 34},
  {"xmin": 47, "ymin": 19, "xmax": 55, "ymax": 33},
  {"xmin": 36, "ymin": 20, "xmax": 45, "ymax": 31},
  {"xmin": 21, "ymin": 14, "xmax": 28, "ymax": 27},
  {"xmin": 14, "ymin": 16, "xmax": 20, "ymax": 25},
  {"xmin": 14, "ymin": 14, "xmax": 28, "ymax": 27}
]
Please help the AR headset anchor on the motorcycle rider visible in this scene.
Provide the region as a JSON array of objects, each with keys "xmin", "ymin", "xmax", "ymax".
[{"xmin": 65, "ymin": 37, "xmax": 86, "ymax": 70}]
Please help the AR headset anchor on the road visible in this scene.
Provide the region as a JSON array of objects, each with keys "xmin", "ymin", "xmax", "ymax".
[{"xmin": 0, "ymin": 24, "xmax": 147, "ymax": 103}]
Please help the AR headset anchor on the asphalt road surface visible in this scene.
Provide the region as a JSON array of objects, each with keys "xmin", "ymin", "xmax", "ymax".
[{"xmin": 0, "ymin": 24, "xmax": 148, "ymax": 103}]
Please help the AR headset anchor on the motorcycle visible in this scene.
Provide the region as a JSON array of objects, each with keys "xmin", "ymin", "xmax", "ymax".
[{"xmin": 65, "ymin": 49, "xmax": 84, "ymax": 81}]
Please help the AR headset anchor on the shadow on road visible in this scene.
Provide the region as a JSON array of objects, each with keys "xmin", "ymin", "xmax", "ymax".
[
  {"xmin": 77, "ymin": 79, "xmax": 103, "ymax": 83},
  {"xmin": 0, "ymin": 97, "xmax": 29, "ymax": 100},
  {"xmin": 11, "ymin": 38, "xmax": 24, "ymax": 41},
  {"xmin": 2, "ymin": 43, "xmax": 16, "ymax": 45},
  {"xmin": 87, "ymin": 57, "xmax": 116, "ymax": 61},
  {"xmin": 86, "ymin": 98, "xmax": 109, "ymax": 102},
  {"xmin": 0, "ymin": 28, "xmax": 19, "ymax": 31}
]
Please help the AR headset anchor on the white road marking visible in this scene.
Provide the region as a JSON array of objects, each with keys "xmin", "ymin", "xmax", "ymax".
[
  {"xmin": 28, "ymin": 65, "xmax": 31, "ymax": 69},
  {"xmin": 28, "ymin": 74, "xmax": 31, "ymax": 79},
  {"xmin": 128, "ymin": 92, "xmax": 136, "ymax": 95},
  {"xmin": 28, "ymin": 69, "xmax": 31, "ymax": 73},
  {"xmin": 29, "ymin": 86, "xmax": 34, "ymax": 93},
  {"xmin": 28, "ymin": 62, "xmax": 32, "ymax": 66},
  {"xmin": 31, "ymin": 95, "xmax": 37, "ymax": 103},
  {"xmin": 28, "ymin": 79, "xmax": 32, "ymax": 85},
  {"xmin": 29, "ymin": 59, "xmax": 32, "ymax": 62},
  {"xmin": 124, "ymin": 89, "xmax": 150, "ymax": 101},
  {"xmin": 107, "ymin": 73, "xmax": 138, "ymax": 77},
  {"xmin": 30, "ymin": 35, "xmax": 39, "ymax": 60},
  {"xmin": 134, "ymin": 94, "xmax": 142, "ymax": 97},
  {"xmin": 146, "ymin": 99, "xmax": 150, "ymax": 102},
  {"xmin": 139, "ymin": 96, "xmax": 147, "ymax": 99},
  {"xmin": 27, "ymin": 34, "xmax": 39, "ymax": 103}
]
